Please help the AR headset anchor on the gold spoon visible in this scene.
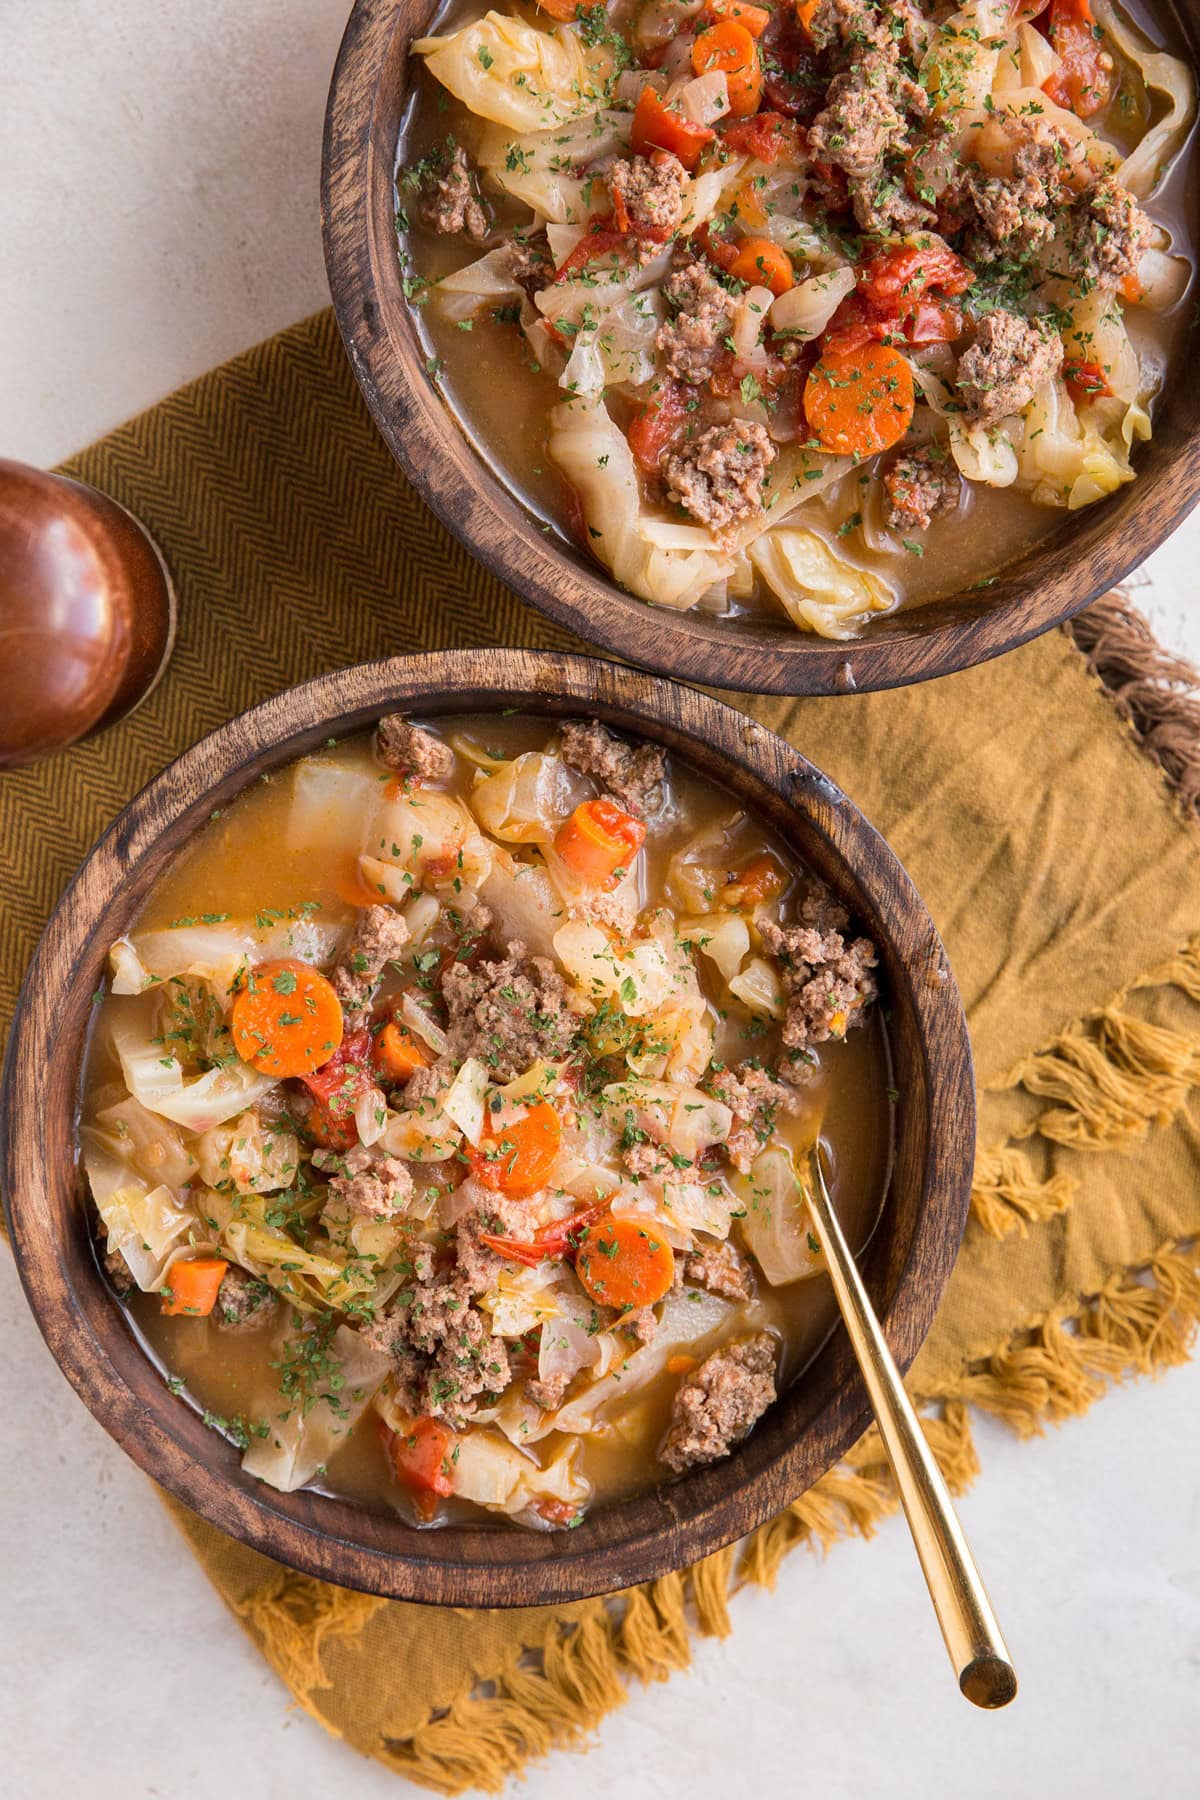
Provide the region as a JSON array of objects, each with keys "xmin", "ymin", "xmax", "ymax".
[{"xmin": 804, "ymin": 1146, "xmax": 1018, "ymax": 1709}]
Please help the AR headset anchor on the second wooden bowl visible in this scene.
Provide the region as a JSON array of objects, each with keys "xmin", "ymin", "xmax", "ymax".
[
  {"xmin": 321, "ymin": 0, "xmax": 1200, "ymax": 697},
  {"xmin": 0, "ymin": 650, "xmax": 974, "ymax": 1603}
]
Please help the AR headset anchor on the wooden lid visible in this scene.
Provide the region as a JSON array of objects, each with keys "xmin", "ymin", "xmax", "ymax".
[{"xmin": 0, "ymin": 459, "xmax": 174, "ymax": 769}]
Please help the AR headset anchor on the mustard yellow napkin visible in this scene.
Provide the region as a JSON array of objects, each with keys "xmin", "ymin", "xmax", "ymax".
[{"xmin": 2, "ymin": 312, "xmax": 1198, "ymax": 1791}]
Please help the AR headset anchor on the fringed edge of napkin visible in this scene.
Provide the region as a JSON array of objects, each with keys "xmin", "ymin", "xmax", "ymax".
[
  {"xmin": 969, "ymin": 593, "xmax": 1200, "ymax": 1238},
  {"xmin": 270, "ymin": 1234, "xmax": 1197, "ymax": 1795}
]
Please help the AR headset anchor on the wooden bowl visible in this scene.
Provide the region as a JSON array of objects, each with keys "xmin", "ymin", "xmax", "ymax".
[
  {"xmin": 321, "ymin": 0, "xmax": 1200, "ymax": 697},
  {"xmin": 0, "ymin": 650, "xmax": 973, "ymax": 1604}
]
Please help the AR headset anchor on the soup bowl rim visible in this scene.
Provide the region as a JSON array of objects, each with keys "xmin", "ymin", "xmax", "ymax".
[
  {"xmin": 320, "ymin": 0, "xmax": 1200, "ymax": 699},
  {"xmin": 0, "ymin": 647, "xmax": 974, "ymax": 1604}
]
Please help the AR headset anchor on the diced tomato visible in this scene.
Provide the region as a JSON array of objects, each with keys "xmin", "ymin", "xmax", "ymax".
[
  {"xmin": 630, "ymin": 85, "xmax": 716, "ymax": 172},
  {"xmin": 380, "ymin": 1418, "xmax": 458, "ymax": 1522},
  {"xmin": 858, "ymin": 243, "xmax": 974, "ymax": 308},
  {"xmin": 1064, "ymin": 358, "xmax": 1112, "ymax": 402},
  {"xmin": 627, "ymin": 379, "xmax": 693, "ymax": 473},
  {"xmin": 693, "ymin": 222, "xmax": 741, "ymax": 274},
  {"xmin": 1042, "ymin": 0, "xmax": 1116, "ymax": 118},
  {"xmin": 719, "ymin": 110, "xmax": 804, "ymax": 164},
  {"xmin": 551, "ymin": 224, "xmax": 629, "ymax": 283},
  {"xmin": 297, "ymin": 1026, "xmax": 374, "ymax": 1147}
]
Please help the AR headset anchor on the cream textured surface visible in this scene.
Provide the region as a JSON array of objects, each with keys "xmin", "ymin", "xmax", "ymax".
[{"xmin": 2, "ymin": 3, "xmax": 1198, "ymax": 1794}]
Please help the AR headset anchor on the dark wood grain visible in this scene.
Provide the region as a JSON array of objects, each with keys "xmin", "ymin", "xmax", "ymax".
[
  {"xmin": 0, "ymin": 650, "xmax": 974, "ymax": 1604},
  {"xmin": 320, "ymin": 0, "xmax": 1200, "ymax": 698}
]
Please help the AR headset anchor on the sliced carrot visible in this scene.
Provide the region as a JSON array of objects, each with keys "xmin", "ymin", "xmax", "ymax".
[
  {"xmin": 803, "ymin": 342, "xmax": 915, "ymax": 458},
  {"xmin": 381, "ymin": 1418, "xmax": 458, "ymax": 1521},
  {"xmin": 794, "ymin": 0, "xmax": 823, "ymax": 29},
  {"xmin": 692, "ymin": 21, "xmax": 763, "ymax": 117},
  {"xmin": 554, "ymin": 798, "xmax": 646, "ymax": 888},
  {"xmin": 231, "ymin": 958, "xmax": 344, "ymax": 1078},
  {"xmin": 372, "ymin": 1016, "xmax": 430, "ymax": 1084},
  {"xmin": 630, "ymin": 85, "xmax": 715, "ymax": 172},
  {"xmin": 161, "ymin": 1257, "xmax": 228, "ymax": 1318},
  {"xmin": 469, "ymin": 1100, "xmax": 563, "ymax": 1199},
  {"xmin": 575, "ymin": 1217, "xmax": 676, "ymax": 1310},
  {"xmin": 532, "ymin": 0, "xmax": 581, "ymax": 16},
  {"xmin": 707, "ymin": 0, "xmax": 771, "ymax": 35},
  {"xmin": 667, "ymin": 1352, "xmax": 699, "ymax": 1375},
  {"xmin": 728, "ymin": 236, "xmax": 794, "ymax": 295}
]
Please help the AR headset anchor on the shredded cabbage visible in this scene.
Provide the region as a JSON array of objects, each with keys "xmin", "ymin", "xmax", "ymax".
[
  {"xmin": 749, "ymin": 528, "xmax": 895, "ymax": 639},
  {"xmin": 242, "ymin": 1325, "xmax": 393, "ymax": 1492},
  {"xmin": 413, "ymin": 13, "xmax": 616, "ymax": 131},
  {"xmin": 734, "ymin": 1145, "xmax": 823, "ymax": 1286},
  {"xmin": 1093, "ymin": 0, "xmax": 1196, "ymax": 200}
]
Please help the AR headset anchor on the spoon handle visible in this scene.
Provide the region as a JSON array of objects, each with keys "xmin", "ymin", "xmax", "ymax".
[{"xmin": 805, "ymin": 1153, "xmax": 1017, "ymax": 1709}]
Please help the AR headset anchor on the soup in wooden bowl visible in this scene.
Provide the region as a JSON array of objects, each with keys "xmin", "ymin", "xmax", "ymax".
[
  {"xmin": 1, "ymin": 651, "xmax": 973, "ymax": 1601},
  {"xmin": 323, "ymin": 0, "xmax": 1200, "ymax": 693}
]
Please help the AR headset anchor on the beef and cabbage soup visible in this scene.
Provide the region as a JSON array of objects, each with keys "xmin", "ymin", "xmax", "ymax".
[
  {"xmin": 397, "ymin": 0, "xmax": 1196, "ymax": 637},
  {"xmin": 80, "ymin": 712, "xmax": 892, "ymax": 1530}
]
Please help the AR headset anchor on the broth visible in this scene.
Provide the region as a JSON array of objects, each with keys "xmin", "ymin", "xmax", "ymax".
[
  {"xmin": 396, "ymin": 0, "xmax": 1196, "ymax": 632},
  {"xmin": 80, "ymin": 713, "xmax": 892, "ymax": 1529}
]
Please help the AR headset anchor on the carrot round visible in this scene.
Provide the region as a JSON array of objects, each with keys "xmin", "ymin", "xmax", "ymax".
[
  {"xmin": 708, "ymin": 0, "xmax": 771, "ymax": 35},
  {"xmin": 575, "ymin": 1217, "xmax": 676, "ymax": 1310},
  {"xmin": 803, "ymin": 342, "xmax": 915, "ymax": 457},
  {"xmin": 691, "ymin": 21, "xmax": 763, "ymax": 117},
  {"xmin": 728, "ymin": 236, "xmax": 794, "ymax": 295},
  {"xmin": 372, "ymin": 1016, "xmax": 430, "ymax": 1085},
  {"xmin": 161, "ymin": 1257, "xmax": 228, "ymax": 1317},
  {"xmin": 469, "ymin": 1100, "xmax": 563, "ymax": 1199},
  {"xmin": 231, "ymin": 958, "xmax": 344, "ymax": 1078},
  {"xmin": 554, "ymin": 797, "xmax": 646, "ymax": 888}
]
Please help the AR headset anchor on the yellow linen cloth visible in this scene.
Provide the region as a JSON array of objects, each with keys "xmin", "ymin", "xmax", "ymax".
[{"xmin": 2, "ymin": 311, "xmax": 1198, "ymax": 1791}]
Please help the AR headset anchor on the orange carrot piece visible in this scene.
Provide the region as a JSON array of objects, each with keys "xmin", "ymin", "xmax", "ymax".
[
  {"xmin": 161, "ymin": 1257, "xmax": 228, "ymax": 1318},
  {"xmin": 469, "ymin": 1100, "xmax": 563, "ymax": 1199},
  {"xmin": 794, "ymin": 0, "xmax": 823, "ymax": 29},
  {"xmin": 231, "ymin": 957, "xmax": 344, "ymax": 1079},
  {"xmin": 372, "ymin": 1017, "xmax": 430, "ymax": 1084},
  {"xmin": 630, "ymin": 85, "xmax": 716, "ymax": 171},
  {"xmin": 803, "ymin": 342, "xmax": 915, "ymax": 457},
  {"xmin": 728, "ymin": 236, "xmax": 794, "ymax": 295},
  {"xmin": 667, "ymin": 1353, "xmax": 699, "ymax": 1375},
  {"xmin": 575, "ymin": 1216, "xmax": 676, "ymax": 1310},
  {"xmin": 692, "ymin": 21, "xmax": 763, "ymax": 117},
  {"xmin": 708, "ymin": 0, "xmax": 771, "ymax": 35},
  {"xmin": 533, "ymin": 0, "xmax": 581, "ymax": 15},
  {"xmin": 554, "ymin": 798, "xmax": 646, "ymax": 888}
]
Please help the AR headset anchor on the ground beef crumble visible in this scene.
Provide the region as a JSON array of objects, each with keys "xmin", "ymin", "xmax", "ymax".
[
  {"xmin": 883, "ymin": 445, "xmax": 960, "ymax": 533},
  {"xmin": 1068, "ymin": 175, "xmax": 1153, "ymax": 292},
  {"xmin": 412, "ymin": 142, "xmax": 489, "ymax": 243},
  {"xmin": 708, "ymin": 1063, "xmax": 799, "ymax": 1175},
  {"xmin": 758, "ymin": 889, "xmax": 878, "ymax": 1057},
  {"xmin": 442, "ymin": 941, "xmax": 582, "ymax": 1080},
  {"xmin": 955, "ymin": 309, "xmax": 1064, "ymax": 427},
  {"xmin": 214, "ymin": 1264, "xmax": 278, "ymax": 1331},
  {"xmin": 331, "ymin": 904, "xmax": 411, "ymax": 1017},
  {"xmin": 609, "ymin": 150, "xmax": 688, "ymax": 240},
  {"xmin": 661, "ymin": 1332, "xmax": 777, "ymax": 1472},
  {"xmin": 655, "ymin": 257, "xmax": 732, "ymax": 388},
  {"xmin": 559, "ymin": 719, "xmax": 668, "ymax": 820},
  {"xmin": 663, "ymin": 421, "xmax": 776, "ymax": 544},
  {"xmin": 682, "ymin": 1240, "xmax": 754, "ymax": 1302},
  {"xmin": 327, "ymin": 1153, "xmax": 414, "ymax": 1220},
  {"xmin": 376, "ymin": 714, "xmax": 455, "ymax": 783}
]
